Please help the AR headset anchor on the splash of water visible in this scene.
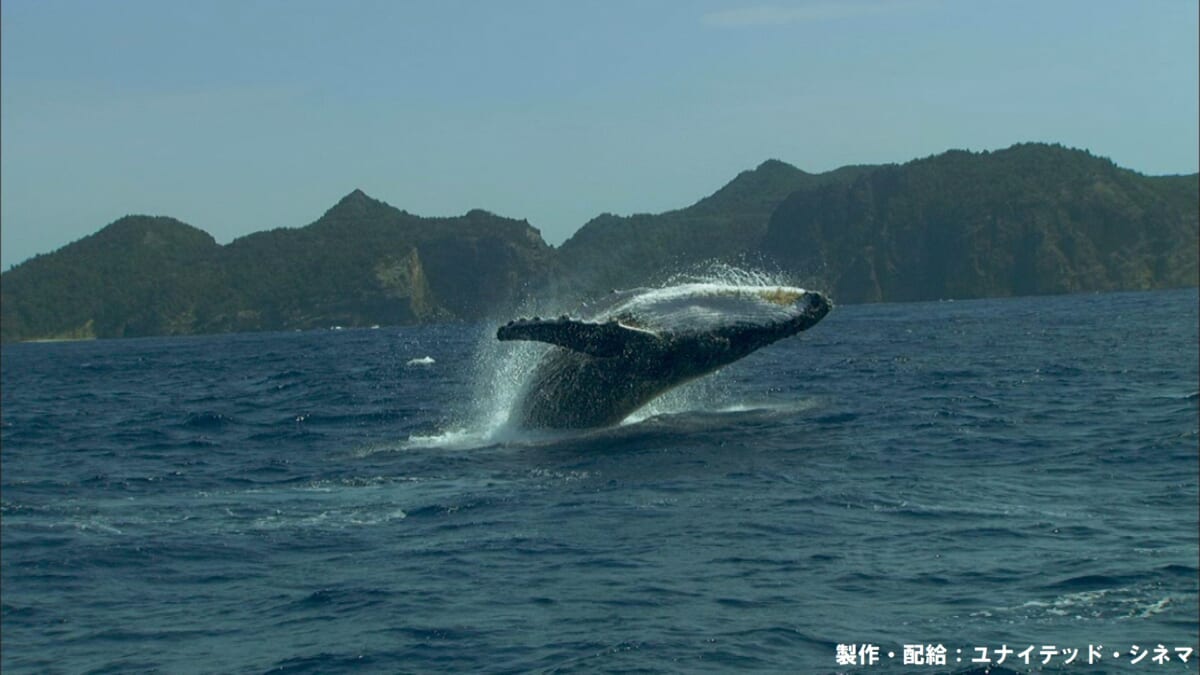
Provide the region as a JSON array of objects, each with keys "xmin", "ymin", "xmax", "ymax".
[
  {"xmin": 398, "ymin": 326, "xmax": 548, "ymax": 450},
  {"xmin": 468, "ymin": 326, "xmax": 550, "ymax": 441},
  {"xmin": 662, "ymin": 261, "xmax": 796, "ymax": 289}
]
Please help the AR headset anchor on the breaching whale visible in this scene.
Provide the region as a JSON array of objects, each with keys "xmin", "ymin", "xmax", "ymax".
[{"xmin": 497, "ymin": 283, "xmax": 832, "ymax": 429}]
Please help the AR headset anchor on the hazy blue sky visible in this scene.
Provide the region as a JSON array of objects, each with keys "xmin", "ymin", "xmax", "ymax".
[{"xmin": 2, "ymin": 0, "xmax": 1197, "ymax": 270}]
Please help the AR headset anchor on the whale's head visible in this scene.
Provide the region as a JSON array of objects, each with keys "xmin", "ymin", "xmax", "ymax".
[
  {"xmin": 748, "ymin": 285, "xmax": 831, "ymax": 326},
  {"xmin": 598, "ymin": 283, "xmax": 830, "ymax": 337},
  {"xmin": 698, "ymin": 285, "xmax": 831, "ymax": 355},
  {"xmin": 589, "ymin": 283, "xmax": 831, "ymax": 374}
]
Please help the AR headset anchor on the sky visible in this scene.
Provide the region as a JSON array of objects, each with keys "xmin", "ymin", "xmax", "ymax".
[{"xmin": 2, "ymin": 0, "xmax": 1197, "ymax": 270}]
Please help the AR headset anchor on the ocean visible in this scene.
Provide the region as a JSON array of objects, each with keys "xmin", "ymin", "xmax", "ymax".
[{"xmin": 2, "ymin": 287, "xmax": 1197, "ymax": 674}]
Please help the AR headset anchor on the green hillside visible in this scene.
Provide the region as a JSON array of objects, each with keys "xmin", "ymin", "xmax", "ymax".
[
  {"xmin": 759, "ymin": 144, "xmax": 1199, "ymax": 303},
  {"xmin": 1, "ymin": 191, "xmax": 556, "ymax": 341},
  {"xmin": 555, "ymin": 159, "xmax": 870, "ymax": 296},
  {"xmin": 2, "ymin": 143, "xmax": 1195, "ymax": 342}
]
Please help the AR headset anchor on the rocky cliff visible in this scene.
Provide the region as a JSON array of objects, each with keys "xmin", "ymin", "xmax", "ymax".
[
  {"xmin": 1, "ymin": 191, "xmax": 556, "ymax": 341},
  {"xmin": 2, "ymin": 143, "xmax": 1195, "ymax": 342},
  {"xmin": 758, "ymin": 144, "xmax": 1198, "ymax": 303}
]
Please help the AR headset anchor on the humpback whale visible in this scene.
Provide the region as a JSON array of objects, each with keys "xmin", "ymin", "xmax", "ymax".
[{"xmin": 497, "ymin": 284, "xmax": 832, "ymax": 429}]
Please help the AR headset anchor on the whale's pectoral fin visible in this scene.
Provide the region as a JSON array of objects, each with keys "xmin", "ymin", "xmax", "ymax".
[{"xmin": 497, "ymin": 317, "xmax": 660, "ymax": 357}]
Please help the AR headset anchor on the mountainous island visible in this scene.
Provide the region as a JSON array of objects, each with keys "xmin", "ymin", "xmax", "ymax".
[{"xmin": 2, "ymin": 143, "xmax": 1196, "ymax": 342}]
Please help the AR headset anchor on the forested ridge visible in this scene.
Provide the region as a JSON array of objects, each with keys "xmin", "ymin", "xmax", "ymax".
[
  {"xmin": 2, "ymin": 143, "xmax": 1195, "ymax": 342},
  {"xmin": 761, "ymin": 143, "xmax": 1198, "ymax": 302},
  {"xmin": 1, "ymin": 191, "xmax": 556, "ymax": 340}
]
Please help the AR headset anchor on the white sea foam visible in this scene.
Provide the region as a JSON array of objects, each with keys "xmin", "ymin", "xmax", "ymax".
[
  {"xmin": 1135, "ymin": 596, "xmax": 1173, "ymax": 618},
  {"xmin": 1003, "ymin": 586, "xmax": 1187, "ymax": 623},
  {"xmin": 402, "ymin": 427, "xmax": 498, "ymax": 451}
]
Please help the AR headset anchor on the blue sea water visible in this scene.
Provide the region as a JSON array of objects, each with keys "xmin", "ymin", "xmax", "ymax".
[{"xmin": 1, "ymin": 288, "xmax": 1197, "ymax": 674}]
